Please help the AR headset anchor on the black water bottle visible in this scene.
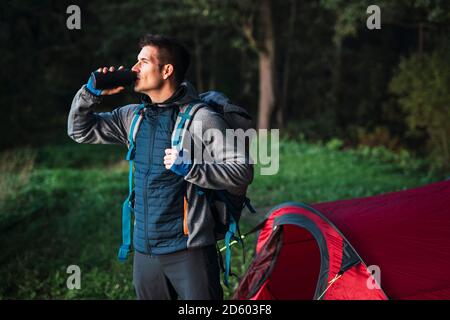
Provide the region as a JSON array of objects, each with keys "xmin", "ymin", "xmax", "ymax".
[{"xmin": 92, "ymin": 69, "xmax": 138, "ymax": 90}]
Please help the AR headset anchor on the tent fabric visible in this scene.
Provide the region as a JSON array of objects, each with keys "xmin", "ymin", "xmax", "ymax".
[
  {"xmin": 235, "ymin": 205, "xmax": 387, "ymax": 300},
  {"xmin": 234, "ymin": 180, "xmax": 450, "ymax": 300}
]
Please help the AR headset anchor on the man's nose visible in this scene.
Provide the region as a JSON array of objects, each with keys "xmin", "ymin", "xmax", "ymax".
[{"xmin": 131, "ymin": 62, "xmax": 139, "ymax": 73}]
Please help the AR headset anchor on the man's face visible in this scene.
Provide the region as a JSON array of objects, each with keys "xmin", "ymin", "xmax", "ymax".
[{"xmin": 131, "ymin": 46, "xmax": 164, "ymax": 93}]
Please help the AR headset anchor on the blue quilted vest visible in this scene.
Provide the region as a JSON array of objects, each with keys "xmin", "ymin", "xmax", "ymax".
[{"xmin": 132, "ymin": 104, "xmax": 188, "ymax": 255}]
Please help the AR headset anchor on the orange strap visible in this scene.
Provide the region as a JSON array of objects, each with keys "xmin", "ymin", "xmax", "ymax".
[{"xmin": 183, "ymin": 196, "xmax": 189, "ymax": 235}]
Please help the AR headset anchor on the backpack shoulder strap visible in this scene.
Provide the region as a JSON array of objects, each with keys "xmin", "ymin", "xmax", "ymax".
[
  {"xmin": 171, "ymin": 101, "xmax": 207, "ymax": 150},
  {"xmin": 118, "ymin": 103, "xmax": 145, "ymax": 261},
  {"xmin": 126, "ymin": 104, "xmax": 146, "ymax": 160}
]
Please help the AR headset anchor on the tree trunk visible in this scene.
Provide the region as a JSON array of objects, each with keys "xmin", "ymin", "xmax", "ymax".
[
  {"xmin": 258, "ymin": 0, "xmax": 276, "ymax": 130},
  {"xmin": 277, "ymin": 0, "xmax": 297, "ymax": 129}
]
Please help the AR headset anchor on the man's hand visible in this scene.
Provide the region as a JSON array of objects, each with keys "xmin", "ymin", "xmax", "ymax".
[
  {"xmin": 164, "ymin": 148, "xmax": 179, "ymax": 169},
  {"xmin": 164, "ymin": 148, "xmax": 192, "ymax": 176},
  {"xmin": 86, "ymin": 66, "xmax": 125, "ymax": 96}
]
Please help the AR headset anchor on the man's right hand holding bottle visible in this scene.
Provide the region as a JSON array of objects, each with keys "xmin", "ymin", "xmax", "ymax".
[{"xmin": 86, "ymin": 66, "xmax": 126, "ymax": 96}]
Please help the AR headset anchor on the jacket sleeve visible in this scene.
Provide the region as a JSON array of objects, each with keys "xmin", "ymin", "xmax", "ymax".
[
  {"xmin": 67, "ymin": 85, "xmax": 136, "ymax": 145},
  {"xmin": 184, "ymin": 107, "xmax": 254, "ymax": 195}
]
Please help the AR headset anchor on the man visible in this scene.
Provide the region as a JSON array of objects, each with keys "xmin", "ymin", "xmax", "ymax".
[{"xmin": 67, "ymin": 34, "xmax": 253, "ymax": 300}]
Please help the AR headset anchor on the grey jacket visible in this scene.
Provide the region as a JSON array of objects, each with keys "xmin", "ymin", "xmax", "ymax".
[{"xmin": 67, "ymin": 82, "xmax": 254, "ymax": 249}]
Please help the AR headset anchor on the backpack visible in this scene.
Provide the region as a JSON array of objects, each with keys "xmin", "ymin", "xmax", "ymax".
[{"xmin": 118, "ymin": 91, "xmax": 256, "ymax": 286}]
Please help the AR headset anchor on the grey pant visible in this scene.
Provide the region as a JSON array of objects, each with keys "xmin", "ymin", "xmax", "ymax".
[{"xmin": 133, "ymin": 245, "xmax": 223, "ymax": 300}]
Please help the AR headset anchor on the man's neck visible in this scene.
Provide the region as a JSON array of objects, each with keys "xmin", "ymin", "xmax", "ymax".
[{"xmin": 145, "ymin": 83, "xmax": 177, "ymax": 104}]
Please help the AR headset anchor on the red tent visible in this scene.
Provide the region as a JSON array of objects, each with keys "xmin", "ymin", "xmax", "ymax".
[{"xmin": 234, "ymin": 180, "xmax": 450, "ymax": 300}]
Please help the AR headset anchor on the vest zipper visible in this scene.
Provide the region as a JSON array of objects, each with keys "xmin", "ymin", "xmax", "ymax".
[{"xmin": 143, "ymin": 107, "xmax": 159, "ymax": 255}]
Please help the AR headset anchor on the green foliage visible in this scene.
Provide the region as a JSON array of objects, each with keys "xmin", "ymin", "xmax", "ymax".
[
  {"xmin": 389, "ymin": 49, "xmax": 450, "ymax": 170},
  {"xmin": 325, "ymin": 137, "xmax": 344, "ymax": 151},
  {"xmin": 320, "ymin": 0, "xmax": 374, "ymax": 43},
  {"xmin": 35, "ymin": 144, "xmax": 125, "ymax": 169},
  {"xmin": 2, "ymin": 0, "xmax": 450, "ymax": 164},
  {"xmin": 249, "ymin": 138, "xmax": 437, "ymax": 209},
  {"xmin": 0, "ymin": 141, "xmax": 440, "ymax": 299},
  {"xmin": 2, "ymin": 0, "xmax": 450, "ymax": 298},
  {"xmin": 355, "ymin": 126, "xmax": 401, "ymax": 150},
  {"xmin": 0, "ymin": 147, "xmax": 36, "ymax": 202},
  {"xmin": 0, "ymin": 167, "xmax": 130, "ymax": 298}
]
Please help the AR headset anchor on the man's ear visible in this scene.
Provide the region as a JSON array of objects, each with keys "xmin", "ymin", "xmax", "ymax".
[{"xmin": 162, "ymin": 64, "xmax": 174, "ymax": 80}]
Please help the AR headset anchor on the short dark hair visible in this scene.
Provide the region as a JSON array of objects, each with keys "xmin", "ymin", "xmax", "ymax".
[{"xmin": 139, "ymin": 34, "xmax": 190, "ymax": 85}]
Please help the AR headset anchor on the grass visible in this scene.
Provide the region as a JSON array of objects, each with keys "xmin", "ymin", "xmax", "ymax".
[
  {"xmin": 0, "ymin": 139, "xmax": 443, "ymax": 299},
  {"xmin": 249, "ymin": 139, "xmax": 437, "ymax": 207}
]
